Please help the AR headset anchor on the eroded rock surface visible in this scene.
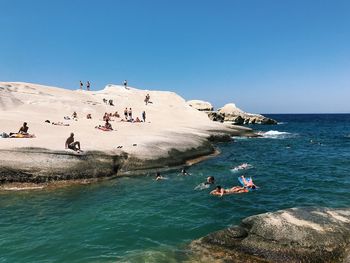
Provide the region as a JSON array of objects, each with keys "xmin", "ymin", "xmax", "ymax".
[
  {"xmin": 190, "ymin": 207, "xmax": 350, "ymax": 262},
  {"xmin": 187, "ymin": 100, "xmax": 214, "ymax": 111}
]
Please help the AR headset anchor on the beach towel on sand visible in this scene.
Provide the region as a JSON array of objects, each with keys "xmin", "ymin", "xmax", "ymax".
[{"xmin": 10, "ymin": 133, "xmax": 36, "ymax": 138}]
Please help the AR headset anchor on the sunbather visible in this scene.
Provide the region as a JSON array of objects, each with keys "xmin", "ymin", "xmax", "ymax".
[{"xmin": 18, "ymin": 122, "xmax": 29, "ymax": 135}]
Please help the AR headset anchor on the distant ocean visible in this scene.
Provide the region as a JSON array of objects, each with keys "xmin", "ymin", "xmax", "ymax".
[{"xmin": 1, "ymin": 114, "xmax": 349, "ymax": 262}]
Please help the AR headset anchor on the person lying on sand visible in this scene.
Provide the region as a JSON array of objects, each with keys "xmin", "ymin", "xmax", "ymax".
[
  {"xmin": 52, "ymin": 122, "xmax": 70, "ymax": 126},
  {"xmin": 95, "ymin": 120, "xmax": 113, "ymax": 131},
  {"xmin": 65, "ymin": 132, "xmax": 81, "ymax": 152}
]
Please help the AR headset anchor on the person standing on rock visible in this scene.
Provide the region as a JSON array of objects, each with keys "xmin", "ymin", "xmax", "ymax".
[
  {"xmin": 128, "ymin": 108, "xmax": 133, "ymax": 121},
  {"xmin": 86, "ymin": 81, "xmax": 90, "ymax": 91},
  {"xmin": 142, "ymin": 111, "xmax": 146, "ymax": 122},
  {"xmin": 124, "ymin": 108, "xmax": 128, "ymax": 120},
  {"xmin": 65, "ymin": 133, "xmax": 81, "ymax": 153},
  {"xmin": 80, "ymin": 81, "xmax": 83, "ymax": 90},
  {"xmin": 123, "ymin": 80, "xmax": 128, "ymax": 89}
]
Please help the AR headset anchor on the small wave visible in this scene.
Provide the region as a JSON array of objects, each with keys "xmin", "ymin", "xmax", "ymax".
[
  {"xmin": 277, "ymin": 122, "xmax": 287, "ymax": 125},
  {"xmin": 258, "ymin": 130, "xmax": 294, "ymax": 139},
  {"xmin": 231, "ymin": 163, "xmax": 253, "ymax": 172},
  {"xmin": 2, "ymin": 186, "xmax": 44, "ymax": 191},
  {"xmin": 344, "ymin": 134, "xmax": 350, "ymax": 139},
  {"xmin": 194, "ymin": 183, "xmax": 210, "ymax": 190}
]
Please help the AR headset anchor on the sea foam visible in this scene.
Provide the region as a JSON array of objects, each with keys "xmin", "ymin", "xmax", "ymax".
[{"xmin": 258, "ymin": 130, "xmax": 294, "ymax": 139}]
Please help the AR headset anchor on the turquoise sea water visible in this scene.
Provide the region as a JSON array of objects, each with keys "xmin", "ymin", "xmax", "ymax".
[{"xmin": 1, "ymin": 114, "xmax": 350, "ymax": 262}]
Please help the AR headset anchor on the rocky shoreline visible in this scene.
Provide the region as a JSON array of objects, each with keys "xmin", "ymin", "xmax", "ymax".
[
  {"xmin": 0, "ymin": 127, "xmax": 257, "ymax": 185},
  {"xmin": 189, "ymin": 207, "xmax": 350, "ymax": 263},
  {"xmin": 188, "ymin": 100, "xmax": 278, "ymax": 125}
]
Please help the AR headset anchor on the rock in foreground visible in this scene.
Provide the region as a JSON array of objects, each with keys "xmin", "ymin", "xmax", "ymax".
[{"xmin": 190, "ymin": 207, "xmax": 350, "ymax": 262}]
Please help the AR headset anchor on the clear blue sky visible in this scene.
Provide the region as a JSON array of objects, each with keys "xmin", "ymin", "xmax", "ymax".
[{"xmin": 1, "ymin": 0, "xmax": 349, "ymax": 113}]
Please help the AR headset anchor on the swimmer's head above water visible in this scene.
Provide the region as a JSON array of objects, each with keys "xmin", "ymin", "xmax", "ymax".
[{"xmin": 206, "ymin": 176, "xmax": 215, "ymax": 184}]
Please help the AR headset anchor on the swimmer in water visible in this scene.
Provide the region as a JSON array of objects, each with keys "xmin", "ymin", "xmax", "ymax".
[
  {"xmin": 241, "ymin": 175, "xmax": 257, "ymax": 189},
  {"xmin": 227, "ymin": 186, "xmax": 249, "ymax": 193},
  {"xmin": 181, "ymin": 167, "xmax": 190, "ymax": 176},
  {"xmin": 155, "ymin": 172, "xmax": 164, "ymax": 181},
  {"xmin": 210, "ymin": 185, "xmax": 248, "ymax": 196},
  {"xmin": 205, "ymin": 176, "xmax": 215, "ymax": 185},
  {"xmin": 232, "ymin": 163, "xmax": 251, "ymax": 171},
  {"xmin": 210, "ymin": 186, "xmax": 226, "ymax": 197}
]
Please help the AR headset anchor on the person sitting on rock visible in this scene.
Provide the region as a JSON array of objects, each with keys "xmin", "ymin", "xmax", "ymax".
[
  {"xmin": 86, "ymin": 114, "xmax": 92, "ymax": 119},
  {"xmin": 144, "ymin": 94, "xmax": 151, "ymax": 105},
  {"xmin": 10, "ymin": 122, "xmax": 30, "ymax": 137},
  {"xmin": 72, "ymin": 111, "xmax": 78, "ymax": 119},
  {"xmin": 104, "ymin": 120, "xmax": 113, "ymax": 130},
  {"xmin": 65, "ymin": 133, "xmax": 81, "ymax": 152},
  {"xmin": 109, "ymin": 99, "xmax": 114, "ymax": 106},
  {"xmin": 103, "ymin": 112, "xmax": 110, "ymax": 122},
  {"xmin": 18, "ymin": 122, "xmax": 29, "ymax": 135},
  {"xmin": 113, "ymin": 111, "xmax": 120, "ymax": 118},
  {"xmin": 134, "ymin": 117, "xmax": 141, "ymax": 123}
]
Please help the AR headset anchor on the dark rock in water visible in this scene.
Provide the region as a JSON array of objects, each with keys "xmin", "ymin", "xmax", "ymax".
[
  {"xmin": 190, "ymin": 207, "xmax": 350, "ymax": 262},
  {"xmin": 207, "ymin": 111, "xmax": 225, "ymax": 122}
]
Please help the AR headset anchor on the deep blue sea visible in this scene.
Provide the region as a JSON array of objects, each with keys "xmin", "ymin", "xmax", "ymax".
[{"xmin": 1, "ymin": 114, "xmax": 350, "ymax": 262}]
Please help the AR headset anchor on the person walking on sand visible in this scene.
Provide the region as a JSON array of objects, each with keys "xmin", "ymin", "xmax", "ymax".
[
  {"xmin": 80, "ymin": 81, "xmax": 83, "ymax": 90},
  {"xmin": 86, "ymin": 81, "xmax": 90, "ymax": 91},
  {"xmin": 142, "ymin": 111, "xmax": 146, "ymax": 122},
  {"xmin": 65, "ymin": 133, "xmax": 81, "ymax": 152},
  {"xmin": 123, "ymin": 80, "xmax": 128, "ymax": 89}
]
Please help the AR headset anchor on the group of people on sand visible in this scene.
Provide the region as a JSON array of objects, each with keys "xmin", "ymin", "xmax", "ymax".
[
  {"xmin": 80, "ymin": 81, "xmax": 90, "ymax": 91},
  {"xmin": 103, "ymin": 98, "xmax": 114, "ymax": 106},
  {"xmin": 0, "ymin": 122, "xmax": 34, "ymax": 138},
  {"xmin": 122, "ymin": 108, "xmax": 146, "ymax": 123}
]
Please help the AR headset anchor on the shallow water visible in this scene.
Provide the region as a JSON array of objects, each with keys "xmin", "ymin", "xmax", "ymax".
[{"xmin": 1, "ymin": 114, "xmax": 350, "ymax": 262}]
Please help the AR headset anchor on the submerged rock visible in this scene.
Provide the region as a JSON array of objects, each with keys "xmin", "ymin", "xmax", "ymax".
[{"xmin": 190, "ymin": 207, "xmax": 350, "ymax": 262}]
